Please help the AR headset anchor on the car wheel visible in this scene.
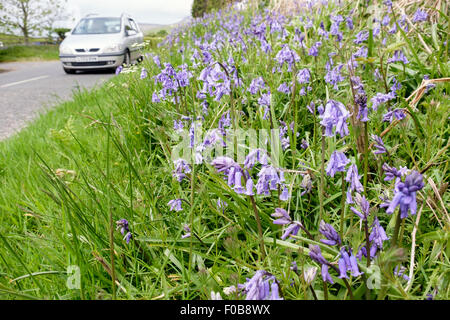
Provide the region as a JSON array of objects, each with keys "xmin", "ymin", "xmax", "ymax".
[
  {"xmin": 123, "ymin": 51, "xmax": 131, "ymax": 66},
  {"xmin": 63, "ymin": 67, "xmax": 76, "ymax": 74}
]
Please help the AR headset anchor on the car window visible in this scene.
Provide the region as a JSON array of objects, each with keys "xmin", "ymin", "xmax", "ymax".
[
  {"xmin": 72, "ymin": 18, "xmax": 122, "ymax": 34},
  {"xmin": 129, "ymin": 19, "xmax": 139, "ymax": 32}
]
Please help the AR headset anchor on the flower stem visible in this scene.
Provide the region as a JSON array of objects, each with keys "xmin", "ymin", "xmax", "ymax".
[
  {"xmin": 391, "ymin": 212, "xmax": 402, "ymax": 247},
  {"xmin": 340, "ymin": 172, "xmax": 346, "ymax": 239},
  {"xmin": 363, "ymin": 122, "xmax": 369, "ymax": 195},
  {"xmin": 249, "ymin": 195, "xmax": 266, "ymax": 261},
  {"xmin": 319, "ymin": 128, "xmax": 326, "ymax": 222}
]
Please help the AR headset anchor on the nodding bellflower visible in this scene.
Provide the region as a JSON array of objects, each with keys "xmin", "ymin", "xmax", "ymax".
[
  {"xmin": 338, "ymin": 247, "xmax": 363, "ymax": 278},
  {"xmin": 116, "ymin": 219, "xmax": 132, "ymax": 244},
  {"xmin": 240, "ymin": 270, "xmax": 283, "ymax": 300},
  {"xmin": 326, "ymin": 151, "xmax": 349, "ymax": 177},
  {"xmin": 346, "ymin": 164, "xmax": 364, "ymax": 193},
  {"xmin": 386, "ymin": 171, "xmax": 424, "ymax": 219},
  {"xmin": 319, "ymin": 220, "xmax": 341, "ymax": 246},
  {"xmin": 168, "ymin": 199, "xmax": 183, "ymax": 212},
  {"xmin": 319, "ymin": 99, "xmax": 350, "ymax": 138},
  {"xmin": 309, "ymin": 245, "xmax": 334, "ymax": 284}
]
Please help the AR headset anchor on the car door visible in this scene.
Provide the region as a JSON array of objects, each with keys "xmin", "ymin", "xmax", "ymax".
[{"xmin": 126, "ymin": 18, "xmax": 142, "ymax": 61}]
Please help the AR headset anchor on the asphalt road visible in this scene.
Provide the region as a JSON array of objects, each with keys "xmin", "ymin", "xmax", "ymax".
[{"xmin": 0, "ymin": 60, "xmax": 114, "ymax": 140}]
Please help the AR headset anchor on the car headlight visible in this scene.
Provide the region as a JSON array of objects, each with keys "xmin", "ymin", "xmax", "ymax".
[
  {"xmin": 59, "ymin": 45, "xmax": 72, "ymax": 55},
  {"xmin": 103, "ymin": 44, "xmax": 124, "ymax": 53}
]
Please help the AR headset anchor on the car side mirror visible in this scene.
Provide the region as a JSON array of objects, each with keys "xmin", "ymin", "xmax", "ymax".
[{"xmin": 127, "ymin": 29, "xmax": 137, "ymax": 36}]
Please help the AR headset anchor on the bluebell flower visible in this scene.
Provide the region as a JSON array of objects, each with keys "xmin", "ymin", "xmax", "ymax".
[
  {"xmin": 354, "ymin": 30, "xmax": 369, "ymax": 44},
  {"xmin": 387, "ymin": 50, "xmax": 409, "ymax": 64},
  {"xmin": 382, "ymin": 163, "xmax": 408, "ymax": 182},
  {"xmin": 413, "ymin": 8, "xmax": 428, "ymax": 23},
  {"xmin": 338, "ymin": 247, "xmax": 363, "ymax": 278},
  {"xmin": 277, "ymin": 82, "xmax": 291, "ymax": 94},
  {"xmin": 140, "ymin": 68, "xmax": 148, "ymax": 79},
  {"xmin": 346, "ymin": 164, "xmax": 364, "ymax": 193},
  {"xmin": 372, "ymin": 134, "xmax": 387, "ymax": 155},
  {"xmin": 168, "ymin": 199, "xmax": 183, "ymax": 212},
  {"xmin": 115, "ymin": 65, "xmax": 123, "ymax": 75},
  {"xmin": 394, "ymin": 266, "xmax": 410, "ymax": 281},
  {"xmin": 173, "ymin": 159, "xmax": 191, "ymax": 182},
  {"xmin": 275, "ymin": 44, "xmax": 300, "ymax": 72},
  {"xmin": 326, "ymin": 151, "xmax": 349, "ymax": 177},
  {"xmin": 324, "ymin": 64, "xmax": 345, "ymax": 90},
  {"xmin": 386, "ymin": 171, "xmax": 424, "ymax": 219},
  {"xmin": 256, "ymin": 165, "xmax": 283, "ymax": 195},
  {"xmin": 371, "ymin": 92, "xmax": 396, "ymax": 111},
  {"xmin": 309, "ymin": 245, "xmax": 334, "ymax": 284},
  {"xmin": 383, "ymin": 108, "xmax": 406, "ymax": 122},
  {"xmin": 240, "ymin": 270, "xmax": 283, "ymax": 300},
  {"xmin": 116, "ymin": 219, "xmax": 132, "ymax": 244},
  {"xmin": 181, "ymin": 224, "xmax": 191, "ymax": 239},
  {"xmin": 244, "ymin": 149, "xmax": 269, "ymax": 169},
  {"xmin": 351, "ymin": 195, "xmax": 370, "ymax": 221},
  {"xmin": 319, "ymin": 99, "xmax": 350, "ymax": 138},
  {"xmin": 319, "ymin": 220, "xmax": 341, "ymax": 246},
  {"xmin": 248, "ymin": 77, "xmax": 266, "ymax": 95},
  {"xmin": 297, "ymin": 68, "xmax": 311, "ymax": 84}
]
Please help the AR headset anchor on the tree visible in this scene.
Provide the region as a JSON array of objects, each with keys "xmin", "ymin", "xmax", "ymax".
[
  {"xmin": 53, "ymin": 27, "xmax": 71, "ymax": 42},
  {"xmin": 0, "ymin": 0, "xmax": 71, "ymax": 44}
]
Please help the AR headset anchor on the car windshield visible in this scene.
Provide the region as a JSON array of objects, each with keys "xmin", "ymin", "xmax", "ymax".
[{"xmin": 72, "ymin": 18, "xmax": 121, "ymax": 35}]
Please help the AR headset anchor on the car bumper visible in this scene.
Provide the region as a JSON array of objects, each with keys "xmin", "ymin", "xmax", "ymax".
[{"xmin": 59, "ymin": 52, "xmax": 125, "ymax": 69}]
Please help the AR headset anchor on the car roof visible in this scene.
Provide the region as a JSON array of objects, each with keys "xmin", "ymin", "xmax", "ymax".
[{"xmin": 82, "ymin": 13, "xmax": 133, "ymax": 19}]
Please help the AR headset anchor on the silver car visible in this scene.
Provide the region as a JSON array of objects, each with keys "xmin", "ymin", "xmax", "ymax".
[{"xmin": 59, "ymin": 13, "xmax": 144, "ymax": 74}]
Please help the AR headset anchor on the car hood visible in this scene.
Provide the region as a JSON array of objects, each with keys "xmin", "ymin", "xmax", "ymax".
[{"xmin": 62, "ymin": 33, "xmax": 123, "ymax": 49}]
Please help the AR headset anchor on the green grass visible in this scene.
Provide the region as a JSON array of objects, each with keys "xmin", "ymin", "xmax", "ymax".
[
  {"xmin": 0, "ymin": 33, "xmax": 49, "ymax": 46},
  {"xmin": 0, "ymin": 45, "xmax": 59, "ymax": 63},
  {"xmin": 0, "ymin": 1, "xmax": 448, "ymax": 301}
]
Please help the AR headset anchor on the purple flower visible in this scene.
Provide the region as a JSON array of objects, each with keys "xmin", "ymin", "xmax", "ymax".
[
  {"xmin": 346, "ymin": 164, "xmax": 364, "ymax": 193},
  {"xmin": 168, "ymin": 199, "xmax": 183, "ymax": 212},
  {"xmin": 387, "ymin": 50, "xmax": 409, "ymax": 64},
  {"xmin": 372, "ymin": 134, "xmax": 387, "ymax": 155},
  {"xmin": 382, "ymin": 163, "xmax": 408, "ymax": 182},
  {"xmin": 248, "ymin": 77, "xmax": 266, "ymax": 95},
  {"xmin": 309, "ymin": 245, "xmax": 333, "ymax": 283},
  {"xmin": 240, "ymin": 270, "xmax": 283, "ymax": 300},
  {"xmin": 324, "ymin": 64, "xmax": 345, "ymax": 90},
  {"xmin": 275, "ymin": 45, "xmax": 300, "ymax": 72},
  {"xmin": 140, "ymin": 68, "xmax": 148, "ymax": 79},
  {"xmin": 173, "ymin": 159, "xmax": 191, "ymax": 182},
  {"xmin": 354, "ymin": 30, "xmax": 369, "ymax": 44},
  {"xmin": 211, "ymin": 157, "xmax": 248, "ymax": 194},
  {"xmin": 412, "ymin": 8, "xmax": 428, "ymax": 23},
  {"xmin": 297, "ymin": 68, "xmax": 311, "ymax": 84},
  {"xmin": 244, "ymin": 149, "xmax": 269, "ymax": 169},
  {"xmin": 116, "ymin": 219, "xmax": 132, "ymax": 244},
  {"xmin": 386, "ymin": 171, "xmax": 424, "ymax": 219},
  {"xmin": 153, "ymin": 55, "xmax": 161, "ymax": 68},
  {"xmin": 371, "ymin": 92, "xmax": 395, "ymax": 111},
  {"xmin": 369, "ymin": 217, "xmax": 389, "ymax": 251},
  {"xmin": 394, "ymin": 266, "xmax": 410, "ymax": 281},
  {"xmin": 115, "ymin": 65, "xmax": 123, "ymax": 75},
  {"xmin": 277, "ymin": 82, "xmax": 291, "ymax": 94},
  {"xmin": 116, "ymin": 219, "xmax": 129, "ymax": 235},
  {"xmin": 383, "ymin": 108, "xmax": 406, "ymax": 122},
  {"xmin": 350, "ymin": 195, "xmax": 370, "ymax": 221},
  {"xmin": 271, "ymin": 208, "xmax": 291, "ymax": 225},
  {"xmin": 152, "ymin": 92, "xmax": 160, "ymax": 103},
  {"xmin": 319, "ymin": 221, "xmax": 341, "ymax": 246},
  {"xmin": 319, "ymin": 99, "xmax": 350, "ymax": 138},
  {"xmin": 326, "ymin": 151, "xmax": 349, "ymax": 177},
  {"xmin": 256, "ymin": 165, "xmax": 283, "ymax": 195},
  {"xmin": 181, "ymin": 224, "xmax": 191, "ymax": 239},
  {"xmin": 338, "ymin": 247, "xmax": 363, "ymax": 278}
]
